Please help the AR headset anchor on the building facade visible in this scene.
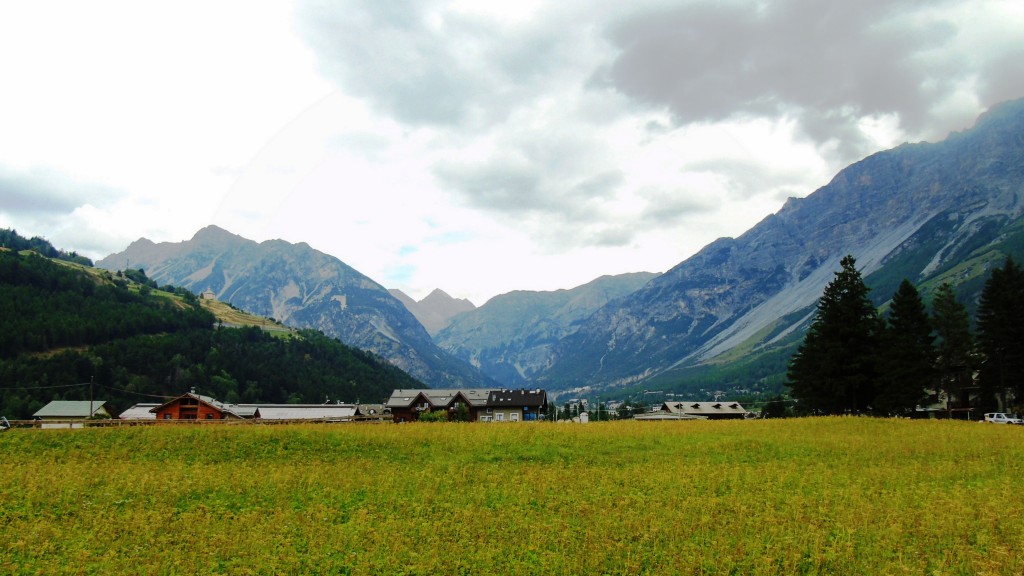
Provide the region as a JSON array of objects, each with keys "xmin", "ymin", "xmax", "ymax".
[{"xmin": 385, "ymin": 388, "xmax": 547, "ymax": 423}]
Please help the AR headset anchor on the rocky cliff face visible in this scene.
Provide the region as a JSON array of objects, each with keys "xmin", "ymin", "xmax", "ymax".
[
  {"xmin": 538, "ymin": 98, "xmax": 1024, "ymax": 392},
  {"xmin": 97, "ymin": 227, "xmax": 492, "ymax": 388},
  {"xmin": 389, "ymin": 288, "xmax": 476, "ymax": 335},
  {"xmin": 434, "ymin": 272, "xmax": 657, "ymax": 386}
]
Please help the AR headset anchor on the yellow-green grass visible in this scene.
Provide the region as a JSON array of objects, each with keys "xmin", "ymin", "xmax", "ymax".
[
  {"xmin": 2, "ymin": 419, "xmax": 1022, "ymax": 575},
  {"xmin": 200, "ymin": 299, "xmax": 294, "ymax": 336}
]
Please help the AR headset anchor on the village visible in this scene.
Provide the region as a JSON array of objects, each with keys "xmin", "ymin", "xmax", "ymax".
[{"xmin": 8, "ymin": 387, "xmax": 753, "ymax": 429}]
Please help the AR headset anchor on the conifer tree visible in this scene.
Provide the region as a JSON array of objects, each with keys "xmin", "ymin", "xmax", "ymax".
[
  {"xmin": 977, "ymin": 256, "xmax": 1024, "ymax": 409},
  {"xmin": 931, "ymin": 283, "xmax": 975, "ymax": 409},
  {"xmin": 787, "ymin": 255, "xmax": 882, "ymax": 414},
  {"xmin": 875, "ymin": 279, "xmax": 934, "ymax": 415}
]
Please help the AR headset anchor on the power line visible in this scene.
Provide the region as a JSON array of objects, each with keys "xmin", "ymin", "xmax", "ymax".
[
  {"xmin": 0, "ymin": 381, "xmax": 173, "ymax": 400},
  {"xmin": 0, "ymin": 382, "xmax": 90, "ymax": 391},
  {"xmin": 95, "ymin": 383, "xmax": 175, "ymax": 400}
]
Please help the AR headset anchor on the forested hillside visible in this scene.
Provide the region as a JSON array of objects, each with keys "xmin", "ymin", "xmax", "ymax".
[
  {"xmin": 0, "ymin": 228, "xmax": 93, "ymax": 266},
  {"xmin": 0, "ymin": 245, "xmax": 421, "ymax": 419}
]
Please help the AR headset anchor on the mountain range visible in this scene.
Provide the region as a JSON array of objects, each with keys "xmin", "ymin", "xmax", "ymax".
[
  {"xmin": 535, "ymin": 97, "xmax": 1024, "ymax": 393},
  {"xmin": 97, "ymin": 226, "xmax": 491, "ymax": 388},
  {"xmin": 99, "ymin": 97, "xmax": 1024, "ymax": 397}
]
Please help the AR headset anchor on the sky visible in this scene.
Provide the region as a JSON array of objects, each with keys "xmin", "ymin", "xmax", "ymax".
[{"xmin": 1, "ymin": 1, "xmax": 1023, "ymax": 305}]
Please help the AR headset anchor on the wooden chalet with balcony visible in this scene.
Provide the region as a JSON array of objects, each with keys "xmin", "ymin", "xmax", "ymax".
[{"xmin": 150, "ymin": 392, "xmax": 249, "ymax": 421}]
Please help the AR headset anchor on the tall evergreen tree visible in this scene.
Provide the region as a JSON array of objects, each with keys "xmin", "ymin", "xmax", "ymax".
[
  {"xmin": 875, "ymin": 280, "xmax": 934, "ymax": 415},
  {"xmin": 976, "ymin": 256, "xmax": 1024, "ymax": 410},
  {"xmin": 787, "ymin": 255, "xmax": 882, "ymax": 414},
  {"xmin": 931, "ymin": 283, "xmax": 975, "ymax": 409}
]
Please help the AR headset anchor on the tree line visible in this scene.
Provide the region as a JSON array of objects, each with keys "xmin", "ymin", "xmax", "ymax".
[
  {"xmin": 786, "ymin": 254, "xmax": 1022, "ymax": 416},
  {"xmin": 0, "ymin": 228, "xmax": 93, "ymax": 266}
]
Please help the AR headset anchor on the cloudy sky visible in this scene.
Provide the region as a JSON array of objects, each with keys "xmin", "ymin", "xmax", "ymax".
[{"xmin": 1, "ymin": 1, "xmax": 1022, "ymax": 305}]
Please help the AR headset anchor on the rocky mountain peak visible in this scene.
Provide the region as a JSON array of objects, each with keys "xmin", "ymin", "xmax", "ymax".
[{"xmin": 391, "ymin": 287, "xmax": 477, "ymax": 336}]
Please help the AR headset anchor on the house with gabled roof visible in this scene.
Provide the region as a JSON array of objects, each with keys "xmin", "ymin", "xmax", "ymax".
[
  {"xmin": 150, "ymin": 391, "xmax": 249, "ymax": 421},
  {"xmin": 385, "ymin": 388, "xmax": 547, "ymax": 422},
  {"xmin": 483, "ymin": 388, "xmax": 547, "ymax": 422},
  {"xmin": 33, "ymin": 400, "xmax": 112, "ymax": 428},
  {"xmin": 34, "ymin": 400, "xmax": 112, "ymax": 420},
  {"xmin": 638, "ymin": 400, "xmax": 748, "ymax": 420}
]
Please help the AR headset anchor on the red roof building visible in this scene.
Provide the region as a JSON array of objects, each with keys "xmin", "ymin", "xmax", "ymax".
[{"xmin": 150, "ymin": 392, "xmax": 249, "ymax": 421}]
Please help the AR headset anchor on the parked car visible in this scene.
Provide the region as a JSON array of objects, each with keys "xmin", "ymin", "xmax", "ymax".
[{"xmin": 982, "ymin": 412, "xmax": 1023, "ymax": 424}]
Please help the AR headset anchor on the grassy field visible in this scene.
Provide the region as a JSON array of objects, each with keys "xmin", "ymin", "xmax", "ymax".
[
  {"xmin": 198, "ymin": 299, "xmax": 295, "ymax": 336},
  {"xmin": 2, "ymin": 418, "xmax": 1022, "ymax": 575}
]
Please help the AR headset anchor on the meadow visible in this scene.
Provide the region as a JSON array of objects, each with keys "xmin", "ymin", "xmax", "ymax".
[{"xmin": 1, "ymin": 418, "xmax": 1022, "ymax": 575}]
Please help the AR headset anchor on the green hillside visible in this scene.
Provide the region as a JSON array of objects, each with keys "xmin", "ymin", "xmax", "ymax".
[{"xmin": 0, "ymin": 242, "xmax": 422, "ymax": 419}]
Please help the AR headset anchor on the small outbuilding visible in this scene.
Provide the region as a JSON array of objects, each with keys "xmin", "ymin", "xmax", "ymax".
[{"xmin": 33, "ymin": 400, "xmax": 112, "ymax": 428}]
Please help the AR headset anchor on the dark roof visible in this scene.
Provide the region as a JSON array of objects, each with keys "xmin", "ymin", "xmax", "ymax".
[
  {"xmin": 486, "ymin": 389, "xmax": 547, "ymax": 408},
  {"xmin": 660, "ymin": 401, "xmax": 747, "ymax": 416},
  {"xmin": 386, "ymin": 388, "xmax": 547, "ymax": 409}
]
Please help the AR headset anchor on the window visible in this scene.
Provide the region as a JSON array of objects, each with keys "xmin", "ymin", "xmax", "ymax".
[
  {"xmin": 510, "ymin": 412, "xmax": 519, "ymax": 422},
  {"xmin": 205, "ymin": 413, "xmax": 214, "ymax": 420},
  {"xmin": 495, "ymin": 413, "xmax": 505, "ymax": 422}
]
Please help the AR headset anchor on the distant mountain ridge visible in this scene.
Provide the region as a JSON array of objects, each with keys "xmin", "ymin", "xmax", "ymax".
[
  {"xmin": 434, "ymin": 272, "xmax": 658, "ymax": 386},
  {"xmin": 535, "ymin": 97, "xmax": 1024, "ymax": 392},
  {"xmin": 97, "ymin": 227, "xmax": 492, "ymax": 388},
  {"xmin": 389, "ymin": 288, "xmax": 476, "ymax": 335}
]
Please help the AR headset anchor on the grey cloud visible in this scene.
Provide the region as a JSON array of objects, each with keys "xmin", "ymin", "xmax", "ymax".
[
  {"xmin": 433, "ymin": 145, "xmax": 634, "ymax": 250},
  {"xmin": 297, "ymin": 1, "xmax": 588, "ymax": 129},
  {"xmin": 596, "ymin": 0, "xmax": 1005, "ymax": 162},
  {"xmin": 638, "ymin": 186, "xmax": 719, "ymax": 225},
  {"xmin": 589, "ymin": 225, "xmax": 635, "ymax": 248},
  {"xmin": 434, "ymin": 156, "xmax": 547, "ymax": 213},
  {"xmin": 433, "ymin": 124, "xmax": 624, "ymax": 219},
  {"xmin": 570, "ymin": 171, "xmax": 624, "ymax": 202},
  {"xmin": 978, "ymin": 46, "xmax": 1024, "ymax": 108},
  {"xmin": 0, "ymin": 168, "xmax": 121, "ymax": 217},
  {"xmin": 298, "ymin": 1, "xmax": 485, "ymax": 126},
  {"xmin": 688, "ymin": 158, "xmax": 808, "ymax": 202}
]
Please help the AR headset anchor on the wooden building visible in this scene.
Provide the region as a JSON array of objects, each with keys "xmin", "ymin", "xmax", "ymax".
[
  {"xmin": 385, "ymin": 388, "xmax": 547, "ymax": 423},
  {"xmin": 150, "ymin": 392, "xmax": 246, "ymax": 421},
  {"xmin": 637, "ymin": 401, "xmax": 749, "ymax": 420}
]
